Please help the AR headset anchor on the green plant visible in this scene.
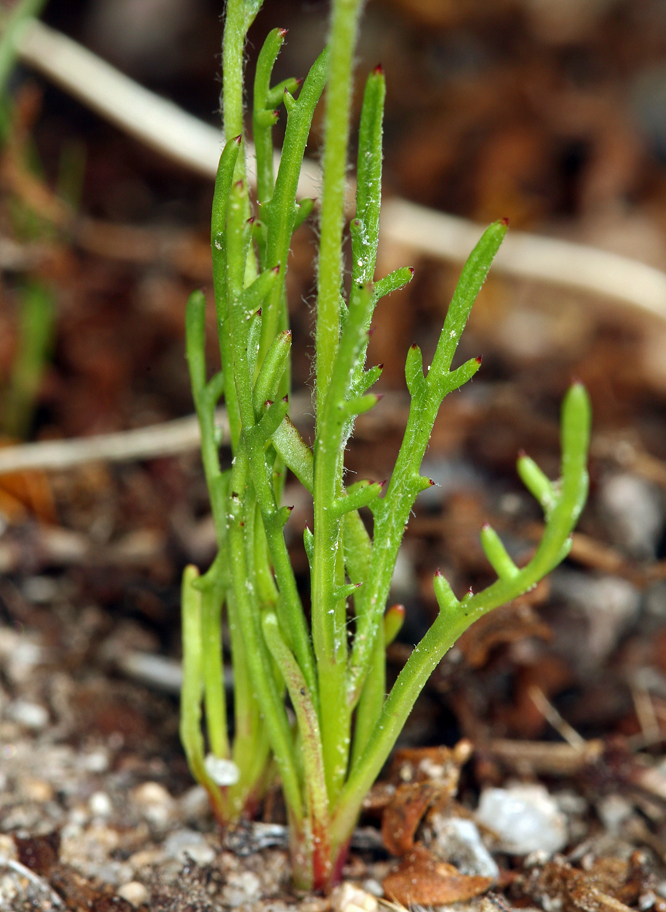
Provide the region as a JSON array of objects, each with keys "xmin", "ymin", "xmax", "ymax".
[{"xmin": 180, "ymin": 0, "xmax": 591, "ymax": 892}]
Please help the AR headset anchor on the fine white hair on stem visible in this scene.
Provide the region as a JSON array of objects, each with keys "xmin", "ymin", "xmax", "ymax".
[{"xmin": 14, "ymin": 17, "xmax": 666, "ymax": 324}]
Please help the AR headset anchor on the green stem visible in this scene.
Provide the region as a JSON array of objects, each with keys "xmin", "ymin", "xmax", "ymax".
[
  {"xmin": 332, "ymin": 382, "xmax": 591, "ymax": 848},
  {"xmin": 315, "ymin": 0, "xmax": 364, "ymax": 417},
  {"xmin": 227, "ymin": 446, "xmax": 304, "ymax": 823},
  {"xmin": 347, "ymin": 220, "xmax": 507, "ymax": 705}
]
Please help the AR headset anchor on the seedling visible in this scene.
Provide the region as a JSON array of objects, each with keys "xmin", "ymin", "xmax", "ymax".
[{"xmin": 181, "ymin": 0, "xmax": 591, "ymax": 891}]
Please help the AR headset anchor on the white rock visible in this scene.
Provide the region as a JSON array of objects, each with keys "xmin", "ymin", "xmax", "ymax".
[
  {"xmin": 600, "ymin": 472, "xmax": 662, "ymax": 559},
  {"xmin": 332, "ymin": 882, "xmax": 379, "ymax": 912},
  {"xmin": 163, "ymin": 829, "xmax": 215, "ymax": 866},
  {"xmin": 595, "ymin": 794, "xmax": 632, "ymax": 833},
  {"xmin": 551, "ymin": 569, "xmax": 640, "ymax": 665},
  {"xmin": 7, "ymin": 700, "xmax": 48, "ymax": 729},
  {"xmin": 81, "ymin": 750, "xmax": 110, "ymax": 773},
  {"xmin": 117, "ymin": 881, "xmax": 149, "ymax": 907},
  {"xmin": 89, "ymin": 791, "xmax": 113, "ymax": 817},
  {"xmin": 131, "ymin": 781, "xmax": 175, "ymax": 827},
  {"xmin": 204, "ymin": 754, "xmax": 240, "ymax": 786},
  {"xmin": 430, "ymin": 815, "xmax": 499, "ymax": 879},
  {"xmin": 179, "ymin": 785, "xmax": 210, "ymax": 821},
  {"xmin": 221, "ymin": 870, "xmax": 262, "ymax": 907},
  {"xmin": 476, "ymin": 785, "xmax": 568, "ymax": 855}
]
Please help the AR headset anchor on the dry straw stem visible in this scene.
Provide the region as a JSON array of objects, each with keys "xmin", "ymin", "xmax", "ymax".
[{"xmin": 14, "ymin": 17, "xmax": 666, "ymax": 325}]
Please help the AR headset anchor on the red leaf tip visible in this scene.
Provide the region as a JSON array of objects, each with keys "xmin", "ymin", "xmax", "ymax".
[
  {"xmin": 500, "ymin": 216, "xmax": 509, "ymax": 227},
  {"xmin": 373, "ymin": 63, "xmax": 384, "ymax": 75},
  {"xmin": 434, "ymin": 568, "xmax": 442, "ymax": 577},
  {"xmin": 278, "ymin": 27, "xmax": 288, "ymax": 37},
  {"xmin": 475, "ymin": 355, "xmax": 483, "ymax": 364}
]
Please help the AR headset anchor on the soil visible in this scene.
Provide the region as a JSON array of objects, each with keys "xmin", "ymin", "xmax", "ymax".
[{"xmin": 3, "ymin": 0, "xmax": 666, "ymax": 910}]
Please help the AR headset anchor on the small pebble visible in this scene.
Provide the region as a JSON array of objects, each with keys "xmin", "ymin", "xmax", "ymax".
[
  {"xmin": 221, "ymin": 870, "xmax": 262, "ymax": 907},
  {"xmin": 7, "ymin": 700, "xmax": 49, "ymax": 730},
  {"xmin": 430, "ymin": 814, "xmax": 499, "ymax": 879},
  {"xmin": 362, "ymin": 879, "xmax": 384, "ymax": 897},
  {"xmin": 550, "ymin": 569, "xmax": 640, "ymax": 665},
  {"xmin": 163, "ymin": 828, "xmax": 215, "ymax": 866},
  {"xmin": 332, "ymin": 882, "xmax": 378, "ymax": 912},
  {"xmin": 89, "ymin": 791, "xmax": 113, "ymax": 817},
  {"xmin": 178, "ymin": 784, "xmax": 211, "ymax": 821},
  {"xmin": 81, "ymin": 750, "xmax": 110, "ymax": 773},
  {"xmin": 117, "ymin": 881, "xmax": 149, "ymax": 907},
  {"xmin": 204, "ymin": 753, "xmax": 240, "ymax": 786},
  {"xmin": 476, "ymin": 784, "xmax": 568, "ymax": 855},
  {"xmin": 600, "ymin": 472, "xmax": 663, "ymax": 559},
  {"xmin": 131, "ymin": 781, "xmax": 175, "ymax": 826},
  {"xmin": 21, "ymin": 778, "xmax": 54, "ymax": 802}
]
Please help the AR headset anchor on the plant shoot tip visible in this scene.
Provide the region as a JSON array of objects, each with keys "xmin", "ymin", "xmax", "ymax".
[
  {"xmin": 517, "ymin": 448, "xmax": 527, "ymax": 458},
  {"xmin": 375, "ymin": 393, "xmax": 384, "ymax": 402},
  {"xmin": 233, "ymin": 134, "xmax": 242, "ymax": 144},
  {"xmin": 410, "ymin": 342, "xmax": 418, "ymax": 350},
  {"xmin": 282, "ymin": 395, "xmax": 289, "ymax": 403},
  {"xmin": 475, "ymin": 355, "xmax": 482, "ymax": 364},
  {"xmin": 278, "ymin": 27, "xmax": 288, "ymax": 36},
  {"xmin": 482, "ymin": 521, "xmax": 490, "ymax": 530},
  {"xmin": 373, "ymin": 63, "xmax": 384, "ymax": 75},
  {"xmin": 435, "ymin": 568, "xmax": 442, "ymax": 577},
  {"xmin": 408, "ymin": 267, "xmax": 415, "ymax": 276},
  {"xmin": 500, "ymin": 216, "xmax": 509, "ymax": 226},
  {"xmin": 272, "ymin": 265, "xmax": 281, "ymax": 274}
]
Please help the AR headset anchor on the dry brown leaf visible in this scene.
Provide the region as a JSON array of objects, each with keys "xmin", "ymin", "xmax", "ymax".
[{"xmin": 383, "ymin": 844, "xmax": 493, "ymax": 905}]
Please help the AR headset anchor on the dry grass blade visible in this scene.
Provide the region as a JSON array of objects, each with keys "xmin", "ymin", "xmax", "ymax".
[{"xmin": 14, "ymin": 18, "xmax": 666, "ymax": 324}]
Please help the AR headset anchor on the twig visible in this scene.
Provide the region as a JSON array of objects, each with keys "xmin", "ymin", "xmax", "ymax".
[
  {"xmin": 14, "ymin": 18, "xmax": 666, "ymax": 323},
  {"xmin": 0, "ymin": 410, "xmax": 221, "ymax": 473},
  {"xmin": 528, "ymin": 684, "xmax": 587, "ymax": 749},
  {"xmin": 0, "ymin": 394, "xmax": 312, "ymax": 475},
  {"xmin": 486, "ymin": 737, "xmax": 603, "ymax": 776},
  {"xmin": 0, "ymin": 855, "xmax": 64, "ymax": 908}
]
